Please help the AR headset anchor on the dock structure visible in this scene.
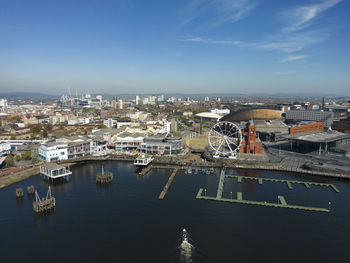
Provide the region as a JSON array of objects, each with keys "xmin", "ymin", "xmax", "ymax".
[
  {"xmin": 138, "ymin": 165, "xmax": 152, "ymax": 176},
  {"xmin": 196, "ymin": 189, "xmax": 330, "ymax": 212},
  {"xmin": 216, "ymin": 170, "xmax": 225, "ymax": 199},
  {"xmin": 27, "ymin": 185, "xmax": 35, "ymax": 195},
  {"xmin": 134, "ymin": 154, "xmax": 153, "ymax": 166},
  {"xmin": 159, "ymin": 168, "xmax": 178, "ymax": 200},
  {"xmin": 16, "ymin": 188, "xmax": 24, "ymax": 198},
  {"xmin": 96, "ymin": 167, "xmax": 113, "ymax": 184},
  {"xmin": 224, "ymin": 174, "xmax": 340, "ymax": 193},
  {"xmin": 195, "ymin": 170, "xmax": 338, "ymax": 213},
  {"xmin": 40, "ymin": 163, "xmax": 72, "ymax": 182},
  {"xmin": 32, "ymin": 186, "xmax": 55, "ymax": 213}
]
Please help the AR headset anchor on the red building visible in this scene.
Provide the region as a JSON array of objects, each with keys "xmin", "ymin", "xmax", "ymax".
[
  {"xmin": 239, "ymin": 122, "xmax": 263, "ymax": 154},
  {"xmin": 289, "ymin": 122, "xmax": 324, "ymax": 134}
]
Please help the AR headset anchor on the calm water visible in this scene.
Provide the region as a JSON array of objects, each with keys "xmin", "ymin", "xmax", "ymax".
[{"xmin": 1, "ymin": 161, "xmax": 350, "ymax": 263}]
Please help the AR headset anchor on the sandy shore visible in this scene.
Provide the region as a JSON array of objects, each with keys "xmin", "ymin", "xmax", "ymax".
[
  {"xmin": 0, "ymin": 162, "xmax": 79, "ymax": 189},
  {"xmin": 0, "ymin": 167, "xmax": 40, "ymax": 189}
]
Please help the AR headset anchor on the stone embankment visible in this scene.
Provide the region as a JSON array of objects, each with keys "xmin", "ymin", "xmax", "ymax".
[{"xmin": 1, "ymin": 153, "xmax": 349, "ymax": 190}]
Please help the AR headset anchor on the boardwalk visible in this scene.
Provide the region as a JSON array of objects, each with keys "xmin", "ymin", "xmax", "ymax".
[{"xmin": 158, "ymin": 168, "xmax": 178, "ymax": 200}]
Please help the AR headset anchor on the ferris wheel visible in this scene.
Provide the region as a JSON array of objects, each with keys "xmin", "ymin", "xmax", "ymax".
[{"xmin": 208, "ymin": 121, "xmax": 242, "ymax": 159}]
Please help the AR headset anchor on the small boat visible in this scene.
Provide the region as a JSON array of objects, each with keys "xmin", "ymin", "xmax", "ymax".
[
  {"xmin": 187, "ymin": 169, "xmax": 192, "ymax": 174},
  {"xmin": 182, "ymin": 229, "xmax": 189, "ymax": 244}
]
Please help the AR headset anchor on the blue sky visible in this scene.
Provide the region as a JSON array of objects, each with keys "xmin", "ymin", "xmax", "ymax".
[{"xmin": 0, "ymin": 0, "xmax": 349, "ymax": 95}]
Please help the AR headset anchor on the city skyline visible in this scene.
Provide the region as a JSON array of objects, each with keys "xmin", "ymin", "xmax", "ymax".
[{"xmin": 1, "ymin": 0, "xmax": 349, "ymax": 95}]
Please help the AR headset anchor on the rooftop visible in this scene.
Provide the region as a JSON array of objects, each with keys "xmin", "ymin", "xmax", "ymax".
[
  {"xmin": 282, "ymin": 130, "xmax": 350, "ymax": 143},
  {"xmin": 42, "ymin": 162, "xmax": 68, "ymax": 170}
]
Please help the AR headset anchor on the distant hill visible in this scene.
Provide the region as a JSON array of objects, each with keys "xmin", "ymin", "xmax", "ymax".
[{"xmin": 0, "ymin": 92, "xmax": 58, "ymax": 99}]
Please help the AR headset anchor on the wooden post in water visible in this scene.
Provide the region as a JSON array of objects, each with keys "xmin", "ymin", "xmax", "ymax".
[
  {"xmin": 27, "ymin": 185, "xmax": 35, "ymax": 195},
  {"xmin": 96, "ymin": 167, "xmax": 113, "ymax": 184},
  {"xmin": 16, "ymin": 188, "xmax": 24, "ymax": 198}
]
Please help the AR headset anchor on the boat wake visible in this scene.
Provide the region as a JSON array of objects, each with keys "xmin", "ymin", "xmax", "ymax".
[{"xmin": 179, "ymin": 229, "xmax": 194, "ymax": 263}]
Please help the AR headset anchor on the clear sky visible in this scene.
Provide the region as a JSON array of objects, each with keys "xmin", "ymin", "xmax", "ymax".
[{"xmin": 0, "ymin": 0, "xmax": 349, "ymax": 95}]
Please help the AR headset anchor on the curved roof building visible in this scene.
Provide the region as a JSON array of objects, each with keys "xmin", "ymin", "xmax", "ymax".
[{"xmin": 221, "ymin": 108, "xmax": 282, "ymax": 122}]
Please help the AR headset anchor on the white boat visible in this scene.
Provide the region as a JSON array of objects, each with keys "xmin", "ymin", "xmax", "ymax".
[
  {"xmin": 134, "ymin": 154, "xmax": 154, "ymax": 166},
  {"xmin": 182, "ymin": 228, "xmax": 188, "ymax": 243}
]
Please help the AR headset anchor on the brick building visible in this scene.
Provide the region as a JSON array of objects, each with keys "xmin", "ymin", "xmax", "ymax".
[
  {"xmin": 239, "ymin": 122, "xmax": 263, "ymax": 154},
  {"xmin": 289, "ymin": 122, "xmax": 324, "ymax": 135}
]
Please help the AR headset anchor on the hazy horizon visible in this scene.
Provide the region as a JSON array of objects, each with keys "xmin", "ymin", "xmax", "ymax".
[{"xmin": 1, "ymin": 0, "xmax": 349, "ymax": 95}]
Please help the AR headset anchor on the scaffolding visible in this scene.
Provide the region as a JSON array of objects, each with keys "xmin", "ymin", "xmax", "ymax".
[{"xmin": 33, "ymin": 186, "xmax": 56, "ymax": 213}]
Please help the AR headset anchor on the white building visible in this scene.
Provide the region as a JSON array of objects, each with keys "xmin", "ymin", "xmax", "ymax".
[
  {"xmin": 103, "ymin": 118, "xmax": 117, "ymax": 128},
  {"xmin": 38, "ymin": 142, "xmax": 68, "ymax": 162},
  {"xmin": 118, "ymin": 99, "xmax": 123, "ymax": 109},
  {"xmin": 135, "ymin": 95, "xmax": 139, "ymax": 105},
  {"xmin": 210, "ymin": 108, "xmax": 230, "ymax": 116},
  {"xmin": 0, "ymin": 98, "xmax": 8, "ymax": 112},
  {"xmin": 78, "ymin": 117, "xmax": 90, "ymax": 124},
  {"xmin": 114, "ymin": 132, "xmax": 145, "ymax": 153},
  {"xmin": 68, "ymin": 119, "xmax": 78, "ymax": 125},
  {"xmin": 162, "ymin": 119, "xmax": 171, "ymax": 134},
  {"xmin": 0, "ymin": 142, "xmax": 11, "ymax": 156}
]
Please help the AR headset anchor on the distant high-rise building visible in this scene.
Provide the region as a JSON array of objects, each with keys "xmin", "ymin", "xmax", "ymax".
[
  {"xmin": 170, "ymin": 118, "xmax": 178, "ymax": 133},
  {"xmin": 135, "ymin": 95, "xmax": 139, "ymax": 105},
  {"xmin": 204, "ymin": 97, "xmax": 210, "ymax": 102},
  {"xmin": 0, "ymin": 98, "xmax": 8, "ymax": 112},
  {"xmin": 118, "ymin": 99, "xmax": 123, "ymax": 110}
]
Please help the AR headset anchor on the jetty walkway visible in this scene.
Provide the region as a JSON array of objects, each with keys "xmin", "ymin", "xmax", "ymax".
[{"xmin": 159, "ymin": 168, "xmax": 178, "ymax": 200}]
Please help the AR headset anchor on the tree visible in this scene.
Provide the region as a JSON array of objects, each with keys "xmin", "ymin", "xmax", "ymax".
[
  {"xmin": 23, "ymin": 151, "xmax": 32, "ymax": 160},
  {"xmin": 45, "ymin": 123, "xmax": 53, "ymax": 131},
  {"xmin": 43, "ymin": 129, "xmax": 48, "ymax": 138},
  {"xmin": 4, "ymin": 155, "xmax": 14, "ymax": 168},
  {"xmin": 32, "ymin": 125, "xmax": 41, "ymax": 134}
]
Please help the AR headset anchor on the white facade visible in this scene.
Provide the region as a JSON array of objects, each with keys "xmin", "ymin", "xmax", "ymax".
[
  {"xmin": 68, "ymin": 119, "xmax": 78, "ymax": 125},
  {"xmin": 135, "ymin": 95, "xmax": 139, "ymax": 105},
  {"xmin": 0, "ymin": 98, "xmax": 8, "ymax": 112},
  {"xmin": 103, "ymin": 118, "xmax": 117, "ymax": 128},
  {"xmin": 118, "ymin": 99, "xmax": 123, "ymax": 109},
  {"xmin": 0, "ymin": 142, "xmax": 11, "ymax": 156},
  {"xmin": 38, "ymin": 143, "xmax": 68, "ymax": 162},
  {"xmin": 210, "ymin": 108, "xmax": 230, "ymax": 116},
  {"xmin": 78, "ymin": 117, "xmax": 90, "ymax": 124},
  {"xmin": 162, "ymin": 120, "xmax": 171, "ymax": 134}
]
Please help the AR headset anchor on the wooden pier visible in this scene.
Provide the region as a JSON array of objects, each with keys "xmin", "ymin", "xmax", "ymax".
[
  {"xmin": 196, "ymin": 189, "xmax": 330, "ymax": 213},
  {"xmin": 16, "ymin": 188, "xmax": 24, "ymax": 198},
  {"xmin": 138, "ymin": 165, "xmax": 152, "ymax": 176},
  {"xmin": 195, "ymin": 170, "xmax": 338, "ymax": 213},
  {"xmin": 159, "ymin": 168, "xmax": 178, "ymax": 200},
  {"xmin": 33, "ymin": 187, "xmax": 56, "ymax": 213},
  {"xmin": 96, "ymin": 167, "xmax": 113, "ymax": 184},
  {"xmin": 27, "ymin": 185, "xmax": 35, "ymax": 195},
  {"xmin": 225, "ymin": 174, "xmax": 340, "ymax": 193}
]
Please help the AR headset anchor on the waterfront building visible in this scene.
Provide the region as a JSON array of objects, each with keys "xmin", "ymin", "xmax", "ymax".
[
  {"xmin": 114, "ymin": 132, "xmax": 144, "ymax": 153},
  {"xmin": 38, "ymin": 142, "xmax": 68, "ymax": 162},
  {"xmin": 0, "ymin": 142, "xmax": 11, "ymax": 156},
  {"xmin": 140, "ymin": 134, "xmax": 182, "ymax": 155},
  {"xmin": 40, "ymin": 163, "xmax": 72, "ymax": 181},
  {"xmin": 239, "ymin": 121, "xmax": 263, "ymax": 154}
]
